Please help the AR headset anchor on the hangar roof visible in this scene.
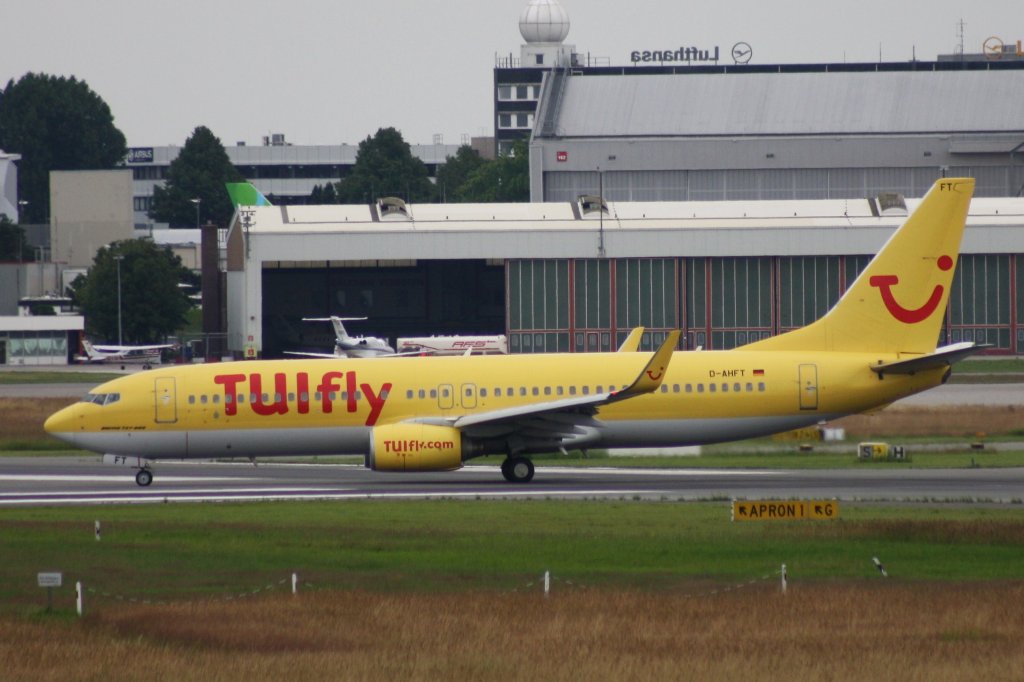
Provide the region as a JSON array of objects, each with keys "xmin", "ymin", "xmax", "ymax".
[
  {"xmin": 547, "ymin": 70, "xmax": 1024, "ymax": 138},
  {"xmin": 233, "ymin": 196, "xmax": 1023, "ymax": 260}
]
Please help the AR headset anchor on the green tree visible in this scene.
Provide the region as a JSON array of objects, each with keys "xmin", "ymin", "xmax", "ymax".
[
  {"xmin": 0, "ymin": 214, "xmax": 33, "ymax": 261},
  {"xmin": 435, "ymin": 145, "xmax": 486, "ymax": 202},
  {"xmin": 0, "ymin": 73, "xmax": 127, "ymax": 224},
  {"xmin": 458, "ymin": 139, "xmax": 530, "ymax": 202},
  {"xmin": 149, "ymin": 126, "xmax": 243, "ymax": 228},
  {"xmin": 309, "ymin": 182, "xmax": 338, "ymax": 204},
  {"xmin": 334, "ymin": 127, "xmax": 435, "ymax": 204},
  {"xmin": 71, "ymin": 239, "xmax": 194, "ymax": 344}
]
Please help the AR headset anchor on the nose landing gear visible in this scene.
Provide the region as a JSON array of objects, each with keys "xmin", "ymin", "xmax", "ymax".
[{"xmin": 135, "ymin": 468, "xmax": 153, "ymax": 487}]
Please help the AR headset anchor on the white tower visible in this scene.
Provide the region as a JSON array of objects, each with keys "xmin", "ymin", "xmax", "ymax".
[{"xmin": 519, "ymin": 0, "xmax": 575, "ymax": 68}]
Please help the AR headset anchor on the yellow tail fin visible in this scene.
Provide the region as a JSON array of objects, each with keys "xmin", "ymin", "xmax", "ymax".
[{"xmin": 744, "ymin": 178, "xmax": 975, "ymax": 355}]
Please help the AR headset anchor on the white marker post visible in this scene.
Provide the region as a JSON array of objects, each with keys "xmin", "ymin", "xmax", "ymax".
[
  {"xmin": 781, "ymin": 564, "xmax": 787, "ymax": 594},
  {"xmin": 292, "ymin": 572, "xmax": 298, "ymax": 595},
  {"xmin": 95, "ymin": 520, "xmax": 101, "ymax": 541},
  {"xmin": 543, "ymin": 570, "xmax": 550, "ymax": 598},
  {"xmin": 76, "ymin": 581, "xmax": 83, "ymax": 616}
]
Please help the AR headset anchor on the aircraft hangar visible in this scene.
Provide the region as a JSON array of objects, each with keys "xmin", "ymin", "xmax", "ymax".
[
  {"xmin": 224, "ymin": 7, "xmax": 1024, "ymax": 359},
  {"xmin": 225, "ymin": 193, "xmax": 1024, "ymax": 358}
]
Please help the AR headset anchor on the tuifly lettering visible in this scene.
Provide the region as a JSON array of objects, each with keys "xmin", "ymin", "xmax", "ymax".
[{"xmin": 214, "ymin": 371, "xmax": 391, "ymax": 425}]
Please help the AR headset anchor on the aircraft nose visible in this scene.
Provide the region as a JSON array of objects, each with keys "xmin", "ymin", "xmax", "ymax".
[{"xmin": 44, "ymin": 404, "xmax": 78, "ymax": 445}]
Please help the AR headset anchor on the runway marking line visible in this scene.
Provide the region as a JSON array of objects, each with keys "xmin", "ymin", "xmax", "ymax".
[{"xmin": 0, "ymin": 489, "xmax": 667, "ymax": 506}]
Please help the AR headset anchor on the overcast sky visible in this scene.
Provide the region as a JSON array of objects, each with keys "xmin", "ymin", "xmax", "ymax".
[{"xmin": 1, "ymin": 0, "xmax": 1019, "ymax": 148}]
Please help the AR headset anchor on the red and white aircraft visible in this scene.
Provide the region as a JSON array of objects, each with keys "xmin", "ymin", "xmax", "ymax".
[{"xmin": 75, "ymin": 339, "xmax": 174, "ymax": 367}]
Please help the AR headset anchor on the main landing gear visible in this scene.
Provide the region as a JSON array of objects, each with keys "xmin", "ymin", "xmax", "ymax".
[
  {"xmin": 501, "ymin": 456, "xmax": 535, "ymax": 483},
  {"xmin": 135, "ymin": 468, "xmax": 153, "ymax": 487}
]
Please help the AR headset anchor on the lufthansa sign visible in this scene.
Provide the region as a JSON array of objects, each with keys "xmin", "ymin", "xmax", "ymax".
[
  {"xmin": 630, "ymin": 45, "xmax": 719, "ymax": 64},
  {"xmin": 732, "ymin": 500, "xmax": 839, "ymax": 521}
]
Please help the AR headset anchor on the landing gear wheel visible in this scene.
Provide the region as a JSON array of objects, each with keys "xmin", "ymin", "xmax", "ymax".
[
  {"xmin": 501, "ymin": 456, "xmax": 534, "ymax": 483},
  {"xmin": 135, "ymin": 469, "xmax": 153, "ymax": 487}
]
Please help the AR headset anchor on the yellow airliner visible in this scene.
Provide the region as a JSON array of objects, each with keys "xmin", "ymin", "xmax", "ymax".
[{"xmin": 46, "ymin": 179, "xmax": 978, "ymax": 486}]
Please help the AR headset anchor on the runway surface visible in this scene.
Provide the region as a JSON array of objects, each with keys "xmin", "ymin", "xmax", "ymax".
[
  {"xmin": 1, "ymin": 456, "xmax": 1022, "ymax": 507},
  {"xmin": 2, "ymin": 376, "xmax": 1022, "ymax": 507}
]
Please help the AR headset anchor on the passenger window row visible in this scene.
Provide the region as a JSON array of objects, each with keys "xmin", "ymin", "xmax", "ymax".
[{"xmin": 401, "ymin": 382, "xmax": 768, "ymax": 401}]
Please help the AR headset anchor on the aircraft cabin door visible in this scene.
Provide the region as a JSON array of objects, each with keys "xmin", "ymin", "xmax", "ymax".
[
  {"xmin": 437, "ymin": 384, "xmax": 455, "ymax": 410},
  {"xmin": 154, "ymin": 377, "xmax": 178, "ymax": 423},
  {"xmin": 798, "ymin": 364, "xmax": 818, "ymax": 411}
]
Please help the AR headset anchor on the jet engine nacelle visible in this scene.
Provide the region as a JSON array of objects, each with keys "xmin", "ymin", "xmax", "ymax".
[{"xmin": 368, "ymin": 423, "xmax": 463, "ymax": 472}]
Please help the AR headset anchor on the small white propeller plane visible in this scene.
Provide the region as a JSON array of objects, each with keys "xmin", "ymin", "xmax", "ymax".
[{"xmin": 75, "ymin": 339, "xmax": 175, "ymax": 368}]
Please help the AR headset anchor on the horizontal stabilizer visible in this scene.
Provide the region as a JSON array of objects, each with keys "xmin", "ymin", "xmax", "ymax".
[
  {"xmin": 869, "ymin": 342, "xmax": 987, "ymax": 375},
  {"xmin": 617, "ymin": 327, "xmax": 644, "ymax": 352}
]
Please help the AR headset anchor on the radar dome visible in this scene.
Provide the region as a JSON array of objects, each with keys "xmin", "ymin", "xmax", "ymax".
[{"xmin": 519, "ymin": 0, "xmax": 570, "ymax": 44}]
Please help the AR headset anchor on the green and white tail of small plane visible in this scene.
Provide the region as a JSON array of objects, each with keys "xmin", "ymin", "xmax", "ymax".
[
  {"xmin": 226, "ymin": 182, "xmax": 272, "ymax": 208},
  {"xmin": 743, "ymin": 178, "xmax": 975, "ymax": 356}
]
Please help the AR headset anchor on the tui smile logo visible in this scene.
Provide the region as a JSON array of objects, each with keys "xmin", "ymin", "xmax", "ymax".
[{"xmin": 869, "ymin": 255, "xmax": 953, "ymax": 324}]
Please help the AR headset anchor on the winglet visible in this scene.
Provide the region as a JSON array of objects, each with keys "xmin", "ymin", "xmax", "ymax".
[
  {"xmin": 226, "ymin": 182, "xmax": 272, "ymax": 208},
  {"xmin": 611, "ymin": 330, "xmax": 680, "ymax": 400},
  {"xmin": 617, "ymin": 327, "xmax": 645, "ymax": 352}
]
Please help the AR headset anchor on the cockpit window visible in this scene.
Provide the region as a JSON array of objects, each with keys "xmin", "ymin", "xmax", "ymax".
[{"xmin": 81, "ymin": 392, "xmax": 120, "ymax": 406}]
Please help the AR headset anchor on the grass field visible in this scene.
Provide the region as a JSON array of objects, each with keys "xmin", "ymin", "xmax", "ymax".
[
  {"xmin": 3, "ymin": 362, "xmax": 1023, "ymax": 679},
  {"xmin": 2, "ymin": 585, "xmax": 1022, "ymax": 681},
  {"xmin": 0, "ymin": 371, "xmax": 123, "ymax": 385},
  {"xmin": 1, "ymin": 501, "xmax": 1022, "ymax": 681}
]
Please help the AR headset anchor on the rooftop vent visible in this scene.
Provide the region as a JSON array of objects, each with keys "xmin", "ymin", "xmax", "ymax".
[
  {"xmin": 378, "ymin": 196, "xmax": 410, "ymax": 220},
  {"xmin": 577, "ymin": 194, "xmax": 608, "ymax": 216},
  {"xmin": 870, "ymin": 192, "xmax": 908, "ymax": 217}
]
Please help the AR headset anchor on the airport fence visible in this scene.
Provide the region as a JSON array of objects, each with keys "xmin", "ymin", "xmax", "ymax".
[{"xmin": 69, "ymin": 565, "xmax": 788, "ymax": 616}]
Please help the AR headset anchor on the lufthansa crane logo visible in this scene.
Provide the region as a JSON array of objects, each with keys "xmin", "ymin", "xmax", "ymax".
[{"xmin": 869, "ymin": 255, "xmax": 953, "ymax": 324}]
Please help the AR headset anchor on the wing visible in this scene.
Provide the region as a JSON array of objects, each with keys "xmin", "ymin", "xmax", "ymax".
[
  {"xmin": 91, "ymin": 344, "xmax": 174, "ymax": 352},
  {"xmin": 435, "ymin": 331, "xmax": 680, "ymax": 451},
  {"xmin": 284, "ymin": 350, "xmax": 346, "ymax": 359}
]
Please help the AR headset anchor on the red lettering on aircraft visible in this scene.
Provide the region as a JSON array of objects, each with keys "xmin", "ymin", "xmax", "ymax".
[
  {"xmin": 213, "ymin": 370, "xmax": 389, "ymax": 426},
  {"xmin": 214, "ymin": 374, "xmax": 246, "ymax": 416},
  {"xmin": 869, "ymin": 256, "xmax": 953, "ymax": 324},
  {"xmin": 250, "ymin": 373, "xmax": 288, "ymax": 416}
]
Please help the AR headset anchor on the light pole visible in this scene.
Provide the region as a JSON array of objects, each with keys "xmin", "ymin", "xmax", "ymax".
[
  {"xmin": 16, "ymin": 201, "xmax": 28, "ymax": 263},
  {"xmin": 190, "ymin": 198, "xmax": 201, "ymax": 229},
  {"xmin": 114, "ymin": 255, "xmax": 124, "ymax": 346}
]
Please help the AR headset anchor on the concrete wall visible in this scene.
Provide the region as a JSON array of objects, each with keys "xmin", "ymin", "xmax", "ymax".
[
  {"xmin": 49, "ymin": 170, "xmax": 133, "ymax": 267},
  {"xmin": 0, "ymin": 263, "xmax": 62, "ymax": 315}
]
